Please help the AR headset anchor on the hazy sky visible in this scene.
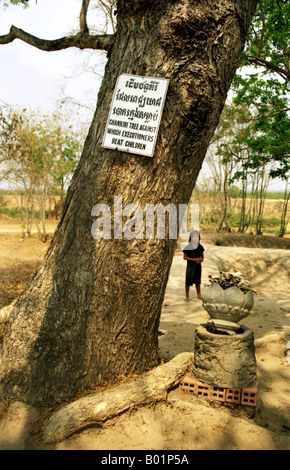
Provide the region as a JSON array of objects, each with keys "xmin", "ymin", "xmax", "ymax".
[{"xmin": 0, "ymin": 0, "xmax": 107, "ymax": 123}]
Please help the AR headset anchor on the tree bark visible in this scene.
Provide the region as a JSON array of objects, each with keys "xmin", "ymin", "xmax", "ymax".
[{"xmin": 0, "ymin": 0, "xmax": 258, "ymax": 407}]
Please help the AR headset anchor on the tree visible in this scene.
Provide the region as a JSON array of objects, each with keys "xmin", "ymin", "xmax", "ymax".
[
  {"xmin": 0, "ymin": 0, "xmax": 258, "ymax": 407},
  {"xmin": 240, "ymin": 0, "xmax": 289, "ymax": 81},
  {"xmin": 0, "ymin": 103, "xmax": 21, "ymax": 183},
  {"xmin": 232, "ymin": 0, "xmax": 289, "ymax": 180},
  {"xmin": 199, "ymin": 0, "xmax": 289, "ymax": 235},
  {"xmin": 233, "ymin": 74, "xmax": 290, "ymax": 181},
  {"xmin": 206, "ymin": 104, "xmax": 243, "ymax": 232},
  {"xmin": 210, "ymin": 102, "xmax": 276, "ymax": 235},
  {"xmin": 0, "ymin": 106, "xmax": 81, "ymax": 238},
  {"xmin": 278, "ymin": 180, "xmax": 289, "ymax": 237}
]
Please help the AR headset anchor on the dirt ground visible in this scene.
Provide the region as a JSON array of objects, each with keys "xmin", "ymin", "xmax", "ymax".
[{"xmin": 0, "ymin": 225, "xmax": 289, "ymax": 451}]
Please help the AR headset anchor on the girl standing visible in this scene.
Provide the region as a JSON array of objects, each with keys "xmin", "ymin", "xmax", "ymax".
[{"xmin": 183, "ymin": 230, "xmax": 204, "ymax": 300}]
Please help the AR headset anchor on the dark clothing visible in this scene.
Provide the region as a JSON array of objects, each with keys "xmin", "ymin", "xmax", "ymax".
[{"xmin": 183, "ymin": 243, "xmax": 204, "ymax": 286}]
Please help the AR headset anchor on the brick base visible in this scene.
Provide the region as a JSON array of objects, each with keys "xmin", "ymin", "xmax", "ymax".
[{"xmin": 180, "ymin": 376, "xmax": 258, "ymax": 407}]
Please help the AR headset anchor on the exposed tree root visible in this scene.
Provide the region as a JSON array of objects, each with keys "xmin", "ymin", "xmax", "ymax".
[{"xmin": 42, "ymin": 352, "xmax": 194, "ymax": 444}]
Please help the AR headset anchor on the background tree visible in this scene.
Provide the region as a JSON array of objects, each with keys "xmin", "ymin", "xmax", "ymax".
[
  {"xmin": 206, "ymin": 104, "xmax": 244, "ymax": 232},
  {"xmin": 0, "ymin": 105, "xmax": 81, "ymax": 238},
  {"xmin": 278, "ymin": 180, "xmax": 289, "ymax": 237},
  {"xmin": 241, "ymin": 0, "xmax": 289, "ymax": 81},
  {"xmin": 0, "ymin": 0, "xmax": 258, "ymax": 407},
  {"xmin": 200, "ymin": 0, "xmax": 289, "ymax": 235},
  {"xmin": 232, "ymin": 0, "xmax": 289, "ymax": 233},
  {"xmin": 213, "ymin": 103, "xmax": 275, "ymax": 235}
]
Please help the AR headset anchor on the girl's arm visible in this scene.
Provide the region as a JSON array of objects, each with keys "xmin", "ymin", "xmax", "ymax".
[{"xmin": 183, "ymin": 254, "xmax": 202, "ymax": 263}]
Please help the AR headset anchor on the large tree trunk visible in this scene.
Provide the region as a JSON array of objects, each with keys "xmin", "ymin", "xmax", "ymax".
[{"xmin": 0, "ymin": 0, "xmax": 258, "ymax": 407}]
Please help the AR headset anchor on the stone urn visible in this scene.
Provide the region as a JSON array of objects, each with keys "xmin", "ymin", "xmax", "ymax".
[{"xmin": 201, "ymin": 283, "xmax": 254, "ymax": 324}]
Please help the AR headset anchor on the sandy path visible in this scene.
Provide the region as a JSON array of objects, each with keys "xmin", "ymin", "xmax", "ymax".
[{"xmin": 1, "ymin": 241, "xmax": 289, "ymax": 450}]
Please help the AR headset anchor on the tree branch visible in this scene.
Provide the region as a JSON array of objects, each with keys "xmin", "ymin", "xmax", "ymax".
[
  {"xmin": 246, "ymin": 55, "xmax": 289, "ymax": 81},
  {"xmin": 0, "ymin": 25, "xmax": 115, "ymax": 52},
  {"xmin": 79, "ymin": 0, "xmax": 91, "ymax": 33},
  {"xmin": 250, "ymin": 107, "xmax": 290, "ymax": 121}
]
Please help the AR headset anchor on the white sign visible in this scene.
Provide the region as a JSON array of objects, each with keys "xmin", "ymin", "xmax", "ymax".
[{"xmin": 102, "ymin": 74, "xmax": 169, "ymax": 157}]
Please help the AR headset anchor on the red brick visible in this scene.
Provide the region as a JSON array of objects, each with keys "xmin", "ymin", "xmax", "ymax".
[
  {"xmin": 241, "ymin": 381, "xmax": 258, "ymax": 407},
  {"xmin": 180, "ymin": 377, "xmax": 196, "ymax": 393},
  {"xmin": 180, "ymin": 377, "xmax": 258, "ymax": 408},
  {"xmin": 226, "ymin": 388, "xmax": 241, "ymax": 404},
  {"xmin": 195, "ymin": 382, "xmax": 211, "ymax": 398},
  {"xmin": 211, "ymin": 386, "xmax": 226, "ymax": 402}
]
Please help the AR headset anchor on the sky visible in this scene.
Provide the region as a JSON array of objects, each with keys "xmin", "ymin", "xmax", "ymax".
[
  {"xmin": 0, "ymin": 0, "xmax": 107, "ymax": 124},
  {"xmin": 0, "ymin": 0, "xmax": 286, "ymax": 192}
]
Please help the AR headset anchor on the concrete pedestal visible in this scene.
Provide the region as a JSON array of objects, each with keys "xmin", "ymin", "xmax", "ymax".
[{"xmin": 193, "ymin": 324, "xmax": 257, "ymax": 389}]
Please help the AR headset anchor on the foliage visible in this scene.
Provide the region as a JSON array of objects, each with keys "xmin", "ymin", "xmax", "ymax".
[
  {"xmin": 0, "ymin": 105, "xmax": 82, "ymax": 236},
  {"xmin": 202, "ymin": 0, "xmax": 290, "ymax": 235},
  {"xmin": 231, "ymin": 0, "xmax": 290, "ymax": 181},
  {"xmin": 232, "ymin": 74, "xmax": 290, "ymax": 180},
  {"xmin": 0, "ymin": 106, "xmax": 81, "ymax": 189},
  {"xmin": 241, "ymin": 0, "xmax": 289, "ymax": 81},
  {"xmin": 2, "ymin": 0, "xmax": 29, "ymax": 8}
]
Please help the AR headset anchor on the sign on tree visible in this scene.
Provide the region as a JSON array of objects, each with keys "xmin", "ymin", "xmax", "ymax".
[{"xmin": 102, "ymin": 74, "xmax": 169, "ymax": 157}]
